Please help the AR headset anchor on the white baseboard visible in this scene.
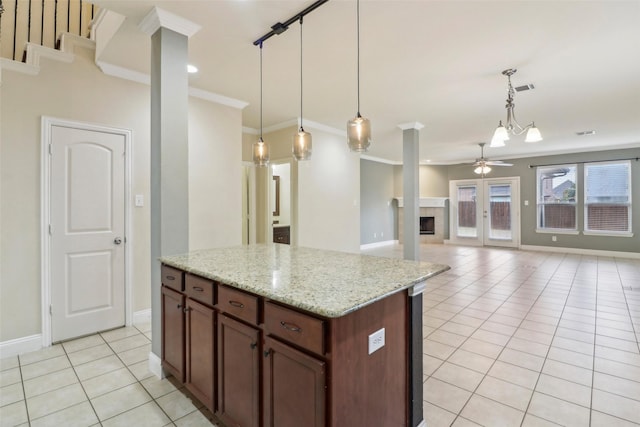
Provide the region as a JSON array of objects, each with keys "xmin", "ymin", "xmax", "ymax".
[
  {"xmin": 133, "ymin": 308, "xmax": 152, "ymax": 325},
  {"xmin": 0, "ymin": 334, "xmax": 43, "ymax": 359},
  {"xmin": 148, "ymin": 351, "xmax": 165, "ymax": 379},
  {"xmin": 360, "ymin": 239, "xmax": 398, "ymax": 250},
  {"xmin": 520, "ymin": 244, "xmax": 640, "ymax": 259},
  {"xmin": 415, "ymin": 420, "xmax": 426, "ymax": 427}
]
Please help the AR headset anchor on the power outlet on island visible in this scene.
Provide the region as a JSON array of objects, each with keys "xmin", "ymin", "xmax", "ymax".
[{"xmin": 368, "ymin": 328, "xmax": 385, "ymax": 355}]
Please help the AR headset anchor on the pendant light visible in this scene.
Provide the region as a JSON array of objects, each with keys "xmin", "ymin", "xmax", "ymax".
[
  {"xmin": 346, "ymin": 0, "xmax": 371, "ymax": 152},
  {"xmin": 253, "ymin": 42, "xmax": 270, "ymax": 167},
  {"xmin": 293, "ymin": 16, "xmax": 312, "ymax": 161}
]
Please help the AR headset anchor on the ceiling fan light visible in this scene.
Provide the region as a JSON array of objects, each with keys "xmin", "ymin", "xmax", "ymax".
[
  {"xmin": 253, "ymin": 137, "xmax": 270, "ymax": 167},
  {"xmin": 293, "ymin": 128, "xmax": 312, "ymax": 160},
  {"xmin": 474, "ymin": 165, "xmax": 491, "ymax": 175},
  {"xmin": 347, "ymin": 115, "xmax": 371, "ymax": 152},
  {"xmin": 525, "ymin": 124, "xmax": 542, "ymax": 143}
]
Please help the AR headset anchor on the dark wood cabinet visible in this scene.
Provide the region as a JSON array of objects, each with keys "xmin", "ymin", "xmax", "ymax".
[
  {"xmin": 217, "ymin": 314, "xmax": 260, "ymax": 427},
  {"xmin": 185, "ymin": 298, "xmax": 215, "ymax": 411},
  {"xmin": 161, "ymin": 286, "xmax": 185, "ymax": 382},
  {"xmin": 263, "ymin": 336, "xmax": 326, "ymax": 427},
  {"xmin": 273, "ymin": 226, "xmax": 290, "ymax": 244},
  {"xmin": 161, "ymin": 263, "xmax": 408, "ymax": 427}
]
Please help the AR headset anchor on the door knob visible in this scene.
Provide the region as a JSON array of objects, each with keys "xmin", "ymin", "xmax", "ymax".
[{"xmin": 114, "ymin": 237, "xmax": 122, "ymax": 245}]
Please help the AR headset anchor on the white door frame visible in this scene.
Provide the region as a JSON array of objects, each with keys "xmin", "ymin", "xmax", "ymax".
[
  {"xmin": 449, "ymin": 177, "xmax": 521, "ymax": 248},
  {"xmin": 41, "ymin": 116, "xmax": 133, "ymax": 346}
]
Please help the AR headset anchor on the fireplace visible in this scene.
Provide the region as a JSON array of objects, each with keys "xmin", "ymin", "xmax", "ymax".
[{"xmin": 420, "ymin": 216, "xmax": 435, "ymax": 235}]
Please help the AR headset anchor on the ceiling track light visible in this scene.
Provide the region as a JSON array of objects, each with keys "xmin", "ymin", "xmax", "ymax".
[
  {"xmin": 490, "ymin": 68, "xmax": 542, "ymax": 148},
  {"xmin": 252, "ymin": 42, "xmax": 270, "ymax": 167},
  {"xmin": 293, "ymin": 16, "xmax": 312, "ymax": 161},
  {"xmin": 347, "ymin": 0, "xmax": 372, "ymax": 152}
]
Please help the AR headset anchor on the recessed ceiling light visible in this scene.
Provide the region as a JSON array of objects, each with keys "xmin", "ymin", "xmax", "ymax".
[
  {"xmin": 576, "ymin": 130, "xmax": 596, "ymax": 136},
  {"xmin": 187, "ymin": 64, "xmax": 198, "ymax": 74}
]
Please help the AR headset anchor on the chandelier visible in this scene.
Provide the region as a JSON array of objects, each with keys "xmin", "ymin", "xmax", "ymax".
[{"xmin": 490, "ymin": 68, "xmax": 542, "ymax": 147}]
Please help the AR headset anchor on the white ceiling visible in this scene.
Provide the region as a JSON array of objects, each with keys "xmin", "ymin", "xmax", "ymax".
[{"xmin": 94, "ymin": 0, "xmax": 640, "ymax": 164}]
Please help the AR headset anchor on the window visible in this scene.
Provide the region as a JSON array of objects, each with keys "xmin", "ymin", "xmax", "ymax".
[
  {"xmin": 457, "ymin": 185, "xmax": 477, "ymax": 238},
  {"xmin": 537, "ymin": 165, "xmax": 577, "ymax": 231},
  {"xmin": 584, "ymin": 161, "xmax": 631, "ymax": 233}
]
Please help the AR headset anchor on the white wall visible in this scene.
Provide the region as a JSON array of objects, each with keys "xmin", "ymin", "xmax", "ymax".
[
  {"xmin": 0, "ymin": 44, "xmax": 242, "ymax": 343},
  {"xmin": 297, "ymin": 128, "xmax": 360, "ymax": 253}
]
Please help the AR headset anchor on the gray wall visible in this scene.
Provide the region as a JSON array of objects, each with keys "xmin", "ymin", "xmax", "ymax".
[
  {"xmin": 360, "ymin": 160, "xmax": 397, "ymax": 245},
  {"xmin": 449, "ymin": 147, "xmax": 640, "ymax": 253},
  {"xmin": 363, "ymin": 147, "xmax": 640, "ymax": 253}
]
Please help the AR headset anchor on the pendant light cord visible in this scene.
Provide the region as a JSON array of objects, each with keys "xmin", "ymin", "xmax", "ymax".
[
  {"xmin": 356, "ymin": 0, "xmax": 361, "ymax": 117},
  {"xmin": 259, "ymin": 42, "xmax": 264, "ymax": 140},
  {"xmin": 299, "ymin": 17, "xmax": 304, "ymax": 130}
]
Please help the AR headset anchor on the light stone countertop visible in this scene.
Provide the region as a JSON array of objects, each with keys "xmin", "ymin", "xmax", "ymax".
[{"xmin": 160, "ymin": 244, "xmax": 450, "ymax": 318}]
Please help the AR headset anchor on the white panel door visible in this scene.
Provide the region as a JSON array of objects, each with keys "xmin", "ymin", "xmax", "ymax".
[{"xmin": 50, "ymin": 125, "xmax": 126, "ymax": 342}]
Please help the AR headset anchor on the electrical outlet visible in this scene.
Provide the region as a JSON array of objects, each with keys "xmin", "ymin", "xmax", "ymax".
[
  {"xmin": 374, "ymin": 233, "xmax": 377, "ymax": 238},
  {"xmin": 524, "ymin": 200, "xmax": 529, "ymax": 206},
  {"xmin": 368, "ymin": 328, "xmax": 385, "ymax": 355},
  {"xmin": 381, "ymin": 232, "xmax": 384, "ymax": 238},
  {"xmin": 552, "ymin": 235, "xmax": 557, "ymax": 242},
  {"xmin": 135, "ymin": 194, "xmax": 144, "ymax": 207}
]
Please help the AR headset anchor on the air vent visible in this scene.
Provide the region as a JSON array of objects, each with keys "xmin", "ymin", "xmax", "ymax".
[
  {"xmin": 576, "ymin": 130, "xmax": 596, "ymax": 136},
  {"xmin": 514, "ymin": 84, "xmax": 535, "ymax": 92}
]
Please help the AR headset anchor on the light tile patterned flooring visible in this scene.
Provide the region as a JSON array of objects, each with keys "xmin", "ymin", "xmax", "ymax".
[
  {"xmin": 365, "ymin": 244, "xmax": 640, "ymax": 426},
  {"xmin": 1, "ymin": 245, "xmax": 639, "ymax": 426},
  {"xmin": 0, "ymin": 321, "xmax": 217, "ymax": 426}
]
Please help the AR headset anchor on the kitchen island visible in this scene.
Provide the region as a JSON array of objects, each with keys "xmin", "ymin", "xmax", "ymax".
[{"xmin": 160, "ymin": 244, "xmax": 449, "ymax": 427}]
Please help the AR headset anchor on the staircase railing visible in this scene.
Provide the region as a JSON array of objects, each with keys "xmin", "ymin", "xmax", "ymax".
[{"xmin": 0, "ymin": 0, "xmax": 96, "ymax": 61}]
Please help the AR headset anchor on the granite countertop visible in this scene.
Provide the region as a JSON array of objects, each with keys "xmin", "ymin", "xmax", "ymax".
[{"xmin": 160, "ymin": 245, "xmax": 449, "ymax": 318}]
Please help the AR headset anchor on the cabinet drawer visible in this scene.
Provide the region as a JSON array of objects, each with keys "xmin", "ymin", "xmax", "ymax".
[
  {"xmin": 264, "ymin": 302, "xmax": 325, "ymax": 355},
  {"xmin": 162, "ymin": 265, "xmax": 184, "ymax": 292},
  {"xmin": 185, "ymin": 274, "xmax": 215, "ymax": 306},
  {"xmin": 217, "ymin": 285, "xmax": 259, "ymax": 325}
]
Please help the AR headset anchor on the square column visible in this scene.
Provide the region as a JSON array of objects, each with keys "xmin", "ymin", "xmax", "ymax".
[
  {"xmin": 139, "ymin": 8, "xmax": 200, "ymax": 359},
  {"xmin": 399, "ymin": 122, "xmax": 424, "ymax": 262}
]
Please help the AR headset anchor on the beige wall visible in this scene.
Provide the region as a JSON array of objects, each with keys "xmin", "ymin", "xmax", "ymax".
[
  {"xmin": 393, "ymin": 164, "xmax": 449, "ymax": 197},
  {"xmin": 0, "ymin": 44, "xmax": 242, "ymax": 342}
]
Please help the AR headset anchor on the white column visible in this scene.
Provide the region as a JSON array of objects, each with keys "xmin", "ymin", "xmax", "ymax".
[
  {"xmin": 139, "ymin": 8, "xmax": 201, "ymax": 360},
  {"xmin": 398, "ymin": 122, "xmax": 424, "ymax": 261}
]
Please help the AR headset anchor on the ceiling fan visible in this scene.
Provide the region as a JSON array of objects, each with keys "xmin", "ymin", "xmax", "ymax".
[{"xmin": 472, "ymin": 142, "xmax": 513, "ymax": 175}]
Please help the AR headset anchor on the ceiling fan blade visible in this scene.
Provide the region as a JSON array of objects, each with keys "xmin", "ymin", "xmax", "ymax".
[{"xmin": 490, "ymin": 162, "xmax": 513, "ymax": 167}]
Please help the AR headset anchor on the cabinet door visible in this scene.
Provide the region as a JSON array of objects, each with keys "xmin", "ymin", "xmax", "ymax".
[
  {"xmin": 185, "ymin": 298, "xmax": 215, "ymax": 411},
  {"xmin": 161, "ymin": 286, "xmax": 185, "ymax": 382},
  {"xmin": 217, "ymin": 315, "xmax": 260, "ymax": 427},
  {"xmin": 263, "ymin": 337, "xmax": 326, "ymax": 427}
]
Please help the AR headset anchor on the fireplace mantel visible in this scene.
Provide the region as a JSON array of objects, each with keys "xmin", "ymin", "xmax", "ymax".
[{"xmin": 395, "ymin": 197, "xmax": 448, "ymax": 208}]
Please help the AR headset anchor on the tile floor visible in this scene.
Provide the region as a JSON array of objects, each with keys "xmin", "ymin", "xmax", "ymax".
[
  {"xmin": 1, "ymin": 244, "xmax": 639, "ymax": 426},
  {"xmin": 0, "ymin": 321, "xmax": 217, "ymax": 426},
  {"xmin": 365, "ymin": 244, "xmax": 640, "ymax": 426}
]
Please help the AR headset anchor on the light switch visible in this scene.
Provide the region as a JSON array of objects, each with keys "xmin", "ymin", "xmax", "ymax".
[
  {"xmin": 524, "ymin": 200, "xmax": 529, "ymax": 206},
  {"xmin": 135, "ymin": 194, "xmax": 144, "ymax": 207}
]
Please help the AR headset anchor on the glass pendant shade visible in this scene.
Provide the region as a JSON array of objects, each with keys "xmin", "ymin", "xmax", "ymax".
[
  {"xmin": 493, "ymin": 121, "xmax": 510, "ymax": 141},
  {"xmin": 489, "ymin": 134, "xmax": 506, "ymax": 148},
  {"xmin": 474, "ymin": 165, "xmax": 491, "ymax": 175},
  {"xmin": 253, "ymin": 137, "xmax": 269, "ymax": 167},
  {"xmin": 293, "ymin": 128, "xmax": 312, "ymax": 160},
  {"xmin": 525, "ymin": 124, "xmax": 542, "ymax": 143},
  {"xmin": 347, "ymin": 114, "xmax": 371, "ymax": 152}
]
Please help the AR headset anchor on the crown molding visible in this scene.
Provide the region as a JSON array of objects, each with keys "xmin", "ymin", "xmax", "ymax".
[
  {"xmin": 189, "ymin": 87, "xmax": 248, "ymax": 110},
  {"xmin": 360, "ymin": 155, "xmax": 402, "ymax": 165},
  {"xmin": 242, "ymin": 127, "xmax": 259, "ymax": 135},
  {"xmin": 397, "ymin": 122, "xmax": 425, "ymax": 131},
  {"xmin": 139, "ymin": 7, "xmax": 201, "ymax": 38}
]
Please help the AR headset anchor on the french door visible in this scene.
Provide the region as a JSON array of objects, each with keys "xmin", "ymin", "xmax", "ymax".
[{"xmin": 450, "ymin": 178, "xmax": 520, "ymax": 248}]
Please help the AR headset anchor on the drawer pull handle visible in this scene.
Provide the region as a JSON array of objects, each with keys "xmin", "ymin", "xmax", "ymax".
[
  {"xmin": 192, "ymin": 286, "xmax": 204, "ymax": 292},
  {"xmin": 264, "ymin": 350, "xmax": 270, "ymax": 358},
  {"xmin": 280, "ymin": 321, "xmax": 302, "ymax": 333},
  {"xmin": 166, "ymin": 275, "xmax": 175, "ymax": 281},
  {"xmin": 229, "ymin": 300, "xmax": 244, "ymax": 309},
  {"xmin": 177, "ymin": 304, "xmax": 182, "ymax": 309},
  {"xmin": 250, "ymin": 342, "xmax": 257, "ymax": 349}
]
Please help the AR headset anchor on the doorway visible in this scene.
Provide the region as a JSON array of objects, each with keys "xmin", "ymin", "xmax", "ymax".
[
  {"xmin": 449, "ymin": 177, "xmax": 520, "ymax": 248},
  {"xmin": 42, "ymin": 117, "xmax": 131, "ymax": 344}
]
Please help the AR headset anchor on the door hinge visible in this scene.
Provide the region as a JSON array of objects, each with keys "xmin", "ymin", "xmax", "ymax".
[
  {"xmin": 49, "ymin": 305, "xmax": 52, "ymax": 315},
  {"xmin": 48, "ymin": 143, "xmax": 52, "ymax": 155},
  {"xmin": 48, "ymin": 224, "xmax": 52, "ymax": 235}
]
